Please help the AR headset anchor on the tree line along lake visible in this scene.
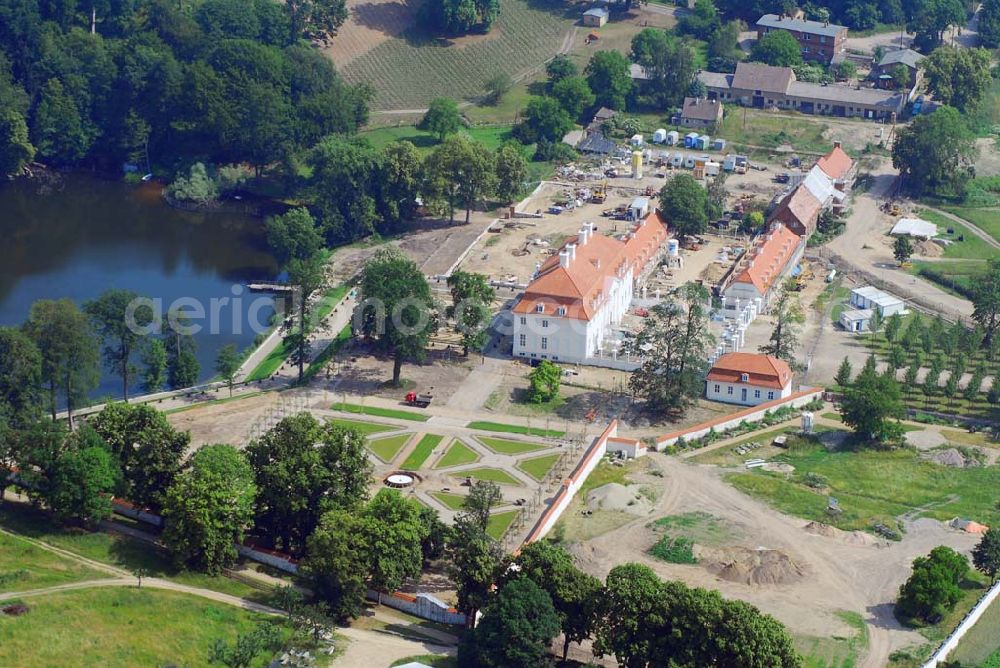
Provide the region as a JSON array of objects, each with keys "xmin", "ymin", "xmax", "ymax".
[{"xmin": 0, "ymin": 174, "xmax": 281, "ymax": 401}]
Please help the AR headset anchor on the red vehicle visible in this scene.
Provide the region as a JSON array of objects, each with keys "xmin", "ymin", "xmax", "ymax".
[{"xmin": 405, "ymin": 391, "xmax": 434, "ymax": 408}]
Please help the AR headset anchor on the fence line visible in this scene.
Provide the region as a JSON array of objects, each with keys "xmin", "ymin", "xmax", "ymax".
[{"xmin": 922, "ymin": 578, "xmax": 1000, "ymax": 668}]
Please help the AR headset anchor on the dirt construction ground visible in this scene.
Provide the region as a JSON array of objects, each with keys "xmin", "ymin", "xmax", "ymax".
[{"xmin": 568, "ymin": 453, "xmax": 981, "ymax": 668}]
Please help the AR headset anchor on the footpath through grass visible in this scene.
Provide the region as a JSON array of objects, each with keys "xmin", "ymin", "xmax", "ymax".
[
  {"xmin": 467, "ymin": 420, "xmax": 565, "ymax": 438},
  {"xmin": 401, "ymin": 434, "xmax": 444, "ymax": 470},
  {"xmin": 0, "ymin": 531, "xmax": 105, "ymax": 593},
  {"xmin": 331, "ymin": 401, "xmax": 430, "ymax": 422},
  {"xmin": 0, "ymin": 587, "xmax": 284, "ymax": 667},
  {"xmin": 726, "ymin": 441, "xmax": 1000, "ymax": 532}
]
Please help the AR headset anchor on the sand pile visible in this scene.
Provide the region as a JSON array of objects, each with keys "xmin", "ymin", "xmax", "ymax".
[
  {"xmin": 697, "ymin": 546, "xmax": 807, "ymax": 585},
  {"xmin": 804, "ymin": 521, "xmax": 884, "ymax": 547},
  {"xmin": 915, "ymin": 240, "xmax": 944, "ymax": 257},
  {"xmin": 587, "ymin": 483, "xmax": 653, "ymax": 516},
  {"xmin": 924, "ymin": 448, "xmax": 980, "ymax": 468}
]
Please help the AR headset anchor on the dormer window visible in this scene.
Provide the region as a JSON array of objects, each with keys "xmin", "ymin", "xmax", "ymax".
[
  {"xmin": 536, "ymin": 304, "xmax": 544, "ymax": 313},
  {"xmin": 740, "ymin": 373, "xmax": 749, "ymax": 383}
]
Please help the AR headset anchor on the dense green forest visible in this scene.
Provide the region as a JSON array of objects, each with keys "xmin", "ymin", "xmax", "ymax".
[{"xmin": 0, "ymin": 0, "xmax": 367, "ymax": 175}]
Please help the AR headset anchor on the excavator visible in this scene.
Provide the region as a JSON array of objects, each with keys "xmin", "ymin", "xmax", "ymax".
[{"xmin": 591, "ymin": 180, "xmax": 607, "ymax": 204}]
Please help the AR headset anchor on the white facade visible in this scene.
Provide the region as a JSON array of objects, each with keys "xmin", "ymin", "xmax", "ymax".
[
  {"xmin": 706, "ymin": 378, "xmax": 792, "ymax": 406},
  {"xmin": 840, "ymin": 307, "xmax": 873, "ymax": 332},
  {"xmin": 849, "ymin": 286, "xmax": 905, "ymax": 317}
]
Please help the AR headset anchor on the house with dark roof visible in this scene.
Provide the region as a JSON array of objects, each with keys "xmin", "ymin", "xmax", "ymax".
[
  {"xmin": 756, "ymin": 13, "xmax": 847, "ymax": 64},
  {"xmin": 678, "ymin": 97, "xmax": 723, "ymax": 128},
  {"xmin": 872, "ymin": 48, "xmax": 924, "ymax": 92},
  {"xmin": 698, "ymin": 62, "xmax": 905, "ymax": 120},
  {"xmin": 512, "ymin": 213, "xmax": 668, "ymax": 365}
]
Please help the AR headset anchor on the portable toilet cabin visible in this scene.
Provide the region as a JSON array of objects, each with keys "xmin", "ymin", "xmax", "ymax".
[
  {"xmin": 712, "ymin": 138, "xmax": 726, "ymax": 151},
  {"xmin": 657, "ymin": 150, "xmax": 670, "ymax": 165},
  {"xmin": 666, "ymin": 130, "xmax": 680, "ymax": 146},
  {"xmin": 683, "ymin": 153, "xmax": 697, "ymax": 169},
  {"xmin": 692, "ymin": 157, "xmax": 707, "ymax": 180},
  {"xmin": 722, "ymin": 154, "xmax": 737, "ymax": 172},
  {"xmin": 684, "ymin": 132, "xmax": 699, "ymax": 148},
  {"xmin": 630, "ymin": 133, "xmax": 644, "ymax": 147},
  {"xmin": 705, "ymin": 160, "xmax": 721, "ymax": 177},
  {"xmin": 669, "ymin": 152, "xmax": 684, "ymax": 168},
  {"xmin": 652, "ymin": 128, "xmax": 667, "ymax": 144},
  {"xmin": 696, "ymin": 134, "xmax": 711, "ymax": 150}
]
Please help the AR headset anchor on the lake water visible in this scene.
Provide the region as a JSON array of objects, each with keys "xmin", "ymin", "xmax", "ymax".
[{"xmin": 0, "ymin": 174, "xmax": 280, "ymax": 400}]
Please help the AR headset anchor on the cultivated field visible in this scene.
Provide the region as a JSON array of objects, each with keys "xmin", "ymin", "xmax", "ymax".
[{"xmin": 336, "ymin": 0, "xmax": 575, "ymax": 110}]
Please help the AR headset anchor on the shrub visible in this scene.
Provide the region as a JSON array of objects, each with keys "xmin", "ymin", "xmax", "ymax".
[{"xmin": 650, "ymin": 536, "xmax": 697, "ymax": 564}]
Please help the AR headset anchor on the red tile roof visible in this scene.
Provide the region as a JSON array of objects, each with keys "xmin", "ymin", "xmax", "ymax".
[
  {"xmin": 816, "ymin": 144, "xmax": 853, "ymax": 181},
  {"xmin": 730, "ymin": 223, "xmax": 801, "ymax": 295},
  {"xmin": 513, "ymin": 213, "xmax": 667, "ymax": 321},
  {"xmin": 707, "ymin": 352, "xmax": 792, "ymax": 389}
]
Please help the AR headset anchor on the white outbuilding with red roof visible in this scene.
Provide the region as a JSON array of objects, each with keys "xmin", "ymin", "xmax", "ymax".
[{"xmin": 706, "ymin": 352, "xmax": 794, "ymax": 406}]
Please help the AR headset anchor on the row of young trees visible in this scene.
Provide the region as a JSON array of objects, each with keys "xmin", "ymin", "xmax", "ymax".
[{"xmin": 0, "ymin": 0, "xmax": 365, "ymax": 177}]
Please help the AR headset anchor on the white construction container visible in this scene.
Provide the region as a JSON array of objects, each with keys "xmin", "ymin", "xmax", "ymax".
[
  {"xmin": 669, "ymin": 152, "xmax": 684, "ymax": 167},
  {"xmin": 722, "ymin": 154, "xmax": 736, "ymax": 171},
  {"xmin": 652, "ymin": 128, "xmax": 667, "ymax": 144},
  {"xmin": 666, "ymin": 130, "xmax": 680, "ymax": 145},
  {"xmin": 683, "ymin": 154, "xmax": 697, "ymax": 169}
]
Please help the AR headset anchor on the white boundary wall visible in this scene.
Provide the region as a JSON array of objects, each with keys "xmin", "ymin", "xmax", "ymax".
[
  {"xmin": 922, "ymin": 579, "xmax": 1000, "ymax": 668},
  {"xmin": 367, "ymin": 590, "xmax": 467, "ymax": 626}
]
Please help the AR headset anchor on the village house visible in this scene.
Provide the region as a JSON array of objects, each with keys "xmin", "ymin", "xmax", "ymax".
[
  {"xmin": 698, "ymin": 62, "xmax": 905, "ymax": 120},
  {"xmin": 755, "ymin": 13, "xmax": 848, "ymax": 64},
  {"xmin": 767, "ymin": 143, "xmax": 853, "ymax": 236},
  {"xmin": 720, "ymin": 222, "xmax": 805, "ymax": 310},
  {"xmin": 677, "ymin": 97, "xmax": 723, "ymax": 129},
  {"xmin": 872, "ymin": 48, "xmax": 924, "ymax": 93},
  {"xmin": 511, "ymin": 213, "xmax": 668, "ymax": 366},
  {"xmin": 582, "ymin": 6, "xmax": 609, "ymax": 27},
  {"xmin": 706, "ymin": 352, "xmax": 794, "ymax": 406}
]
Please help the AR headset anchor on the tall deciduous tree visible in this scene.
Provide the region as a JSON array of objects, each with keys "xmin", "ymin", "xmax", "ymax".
[
  {"xmin": 89, "ymin": 402, "xmax": 190, "ymax": 510},
  {"xmin": 585, "ymin": 50, "xmax": 633, "ymax": 110},
  {"xmin": 896, "ymin": 546, "xmax": 969, "ymax": 622},
  {"xmin": 758, "ymin": 280, "xmax": 803, "ymax": 364},
  {"xmin": 630, "ymin": 29, "xmax": 697, "ymax": 108},
  {"xmin": 266, "ymin": 207, "xmax": 323, "ymax": 265},
  {"xmin": 286, "ymin": 254, "xmax": 326, "ymax": 382},
  {"xmin": 513, "ymin": 96, "xmax": 574, "ymax": 145},
  {"xmin": 971, "ymin": 259, "xmax": 1000, "ymax": 348},
  {"xmin": 214, "ymin": 343, "xmax": 241, "ymax": 396},
  {"xmin": 356, "ymin": 247, "xmax": 436, "ymax": 386},
  {"xmin": 23, "ymin": 299, "xmax": 100, "ymax": 426},
  {"xmin": 302, "ymin": 508, "xmax": 372, "ymax": 620},
  {"xmin": 500, "ymin": 541, "xmax": 603, "ymax": 661},
  {"xmin": 839, "ymin": 370, "xmax": 904, "ymax": 446},
  {"xmin": 659, "ymin": 174, "xmax": 708, "ymax": 240},
  {"xmin": 0, "ymin": 108, "xmax": 34, "ymax": 176},
  {"xmin": 31, "ymin": 78, "xmax": 93, "ymax": 164},
  {"xmin": 894, "ymin": 235, "xmax": 914, "ymax": 265},
  {"xmin": 85, "ymin": 288, "xmax": 156, "ymax": 401},
  {"xmin": 458, "ymin": 578, "xmax": 561, "ymax": 668},
  {"xmin": 245, "ymin": 413, "xmax": 371, "ymax": 554},
  {"xmin": 45, "ymin": 429, "xmax": 121, "ymax": 524},
  {"xmin": 892, "ymin": 106, "xmax": 975, "ymax": 198},
  {"xmin": 494, "ymin": 142, "xmax": 527, "ymax": 204},
  {"xmin": 162, "ymin": 444, "xmax": 257, "ymax": 574},
  {"xmin": 0, "ymin": 327, "xmax": 42, "ymax": 429},
  {"xmin": 378, "ymin": 141, "xmax": 422, "ymax": 229},
  {"xmin": 972, "ymin": 527, "xmax": 1000, "ymax": 581},
  {"xmin": 551, "ymin": 75, "xmax": 595, "ymax": 119},
  {"xmin": 922, "ymin": 47, "xmax": 992, "ymax": 112},
  {"xmin": 527, "ymin": 360, "xmax": 561, "ymax": 403},
  {"xmin": 626, "ymin": 283, "xmax": 714, "ymax": 416},
  {"xmin": 980, "ymin": 0, "xmax": 1000, "ymax": 47},
  {"xmin": 364, "ymin": 489, "xmax": 428, "ymax": 600},
  {"xmin": 285, "ymin": 0, "xmax": 347, "ymax": 41},
  {"xmin": 419, "ymin": 97, "xmax": 462, "ymax": 142},
  {"xmin": 307, "ymin": 136, "xmax": 382, "ymax": 243},
  {"xmin": 446, "ymin": 270, "xmax": 494, "ymax": 355},
  {"xmin": 750, "ymin": 30, "xmax": 803, "ymax": 67}
]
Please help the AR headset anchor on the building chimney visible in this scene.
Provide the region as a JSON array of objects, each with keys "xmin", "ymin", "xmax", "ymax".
[
  {"xmin": 559, "ymin": 250, "xmax": 570, "ymax": 269},
  {"xmin": 568, "ymin": 243, "xmax": 577, "ymax": 262},
  {"xmin": 578, "ymin": 227, "xmax": 589, "ymax": 245},
  {"xmin": 833, "ymin": 140, "xmax": 842, "ymax": 149}
]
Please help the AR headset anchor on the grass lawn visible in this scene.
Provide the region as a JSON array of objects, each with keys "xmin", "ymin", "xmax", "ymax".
[
  {"xmin": 941, "ymin": 207, "xmax": 1000, "ymax": 245},
  {"xmin": 516, "ymin": 453, "xmax": 560, "ymax": 481},
  {"xmin": 367, "ymin": 434, "xmax": 413, "ymax": 463},
  {"xmin": 467, "ymin": 420, "xmax": 565, "ymax": 438},
  {"xmin": 0, "ymin": 501, "xmax": 270, "ymax": 602},
  {"xmin": 0, "ymin": 531, "xmax": 105, "ymax": 593},
  {"xmin": 948, "ymin": 592, "xmax": 1000, "ymax": 667},
  {"xmin": 401, "ymin": 434, "xmax": 445, "ymax": 471},
  {"xmin": 795, "ymin": 610, "xmax": 869, "ymax": 668},
  {"xmin": 331, "ymin": 402, "xmax": 430, "ymax": 422},
  {"xmin": 433, "ymin": 440, "xmax": 480, "ymax": 469},
  {"xmin": 916, "ymin": 210, "xmax": 997, "ymax": 259},
  {"xmin": 361, "ymin": 125, "xmax": 521, "ymax": 155},
  {"xmin": 486, "ymin": 510, "xmax": 519, "ymax": 540},
  {"xmin": 0, "ymin": 587, "xmax": 285, "ymax": 667},
  {"xmin": 477, "ymin": 436, "xmax": 547, "ymax": 455},
  {"xmin": 328, "ymin": 418, "xmax": 397, "ymax": 435},
  {"xmin": 909, "ymin": 259, "xmax": 986, "ymax": 297},
  {"xmin": 429, "ymin": 491, "xmax": 468, "ymax": 511},
  {"xmin": 718, "ymin": 110, "xmax": 831, "ymax": 154},
  {"xmin": 450, "ymin": 467, "xmax": 523, "ymax": 486},
  {"xmin": 340, "ymin": 0, "xmax": 572, "ymax": 110},
  {"xmin": 725, "ymin": 442, "xmax": 1000, "ymax": 533}
]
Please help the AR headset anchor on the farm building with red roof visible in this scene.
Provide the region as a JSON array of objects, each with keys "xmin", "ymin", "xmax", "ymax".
[{"xmin": 706, "ymin": 352, "xmax": 794, "ymax": 406}]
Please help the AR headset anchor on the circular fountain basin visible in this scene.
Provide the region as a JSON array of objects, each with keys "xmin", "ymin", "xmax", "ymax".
[{"xmin": 384, "ymin": 472, "xmax": 418, "ymax": 488}]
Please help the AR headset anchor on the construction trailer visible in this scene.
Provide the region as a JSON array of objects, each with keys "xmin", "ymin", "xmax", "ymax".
[{"xmin": 665, "ymin": 130, "xmax": 680, "ymax": 145}]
